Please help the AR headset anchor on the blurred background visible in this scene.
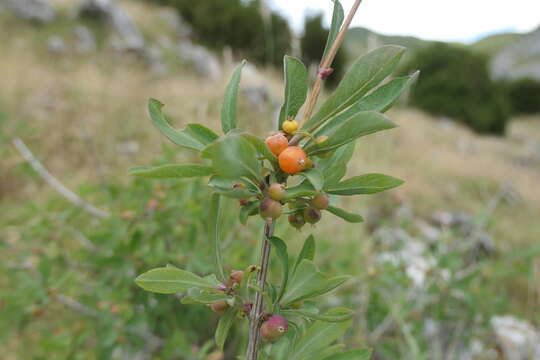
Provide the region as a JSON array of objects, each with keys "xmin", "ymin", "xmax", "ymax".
[{"xmin": 1, "ymin": 0, "xmax": 539, "ymax": 359}]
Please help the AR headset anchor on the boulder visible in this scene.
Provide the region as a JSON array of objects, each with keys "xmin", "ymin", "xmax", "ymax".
[
  {"xmin": 1, "ymin": 0, "xmax": 55, "ymax": 23},
  {"xmin": 178, "ymin": 41, "xmax": 221, "ymax": 80},
  {"xmin": 74, "ymin": 25, "xmax": 96, "ymax": 53},
  {"xmin": 47, "ymin": 36, "xmax": 66, "ymax": 54},
  {"xmin": 491, "ymin": 26, "xmax": 540, "ymax": 81},
  {"xmin": 491, "ymin": 316, "xmax": 540, "ymax": 360},
  {"xmin": 76, "ymin": 0, "xmax": 144, "ymax": 53}
]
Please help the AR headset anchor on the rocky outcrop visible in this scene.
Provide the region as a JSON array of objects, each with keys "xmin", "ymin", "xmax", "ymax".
[
  {"xmin": 491, "ymin": 26, "xmax": 540, "ymax": 81},
  {"xmin": 76, "ymin": 0, "xmax": 144, "ymax": 53},
  {"xmin": 491, "ymin": 316, "xmax": 540, "ymax": 360},
  {"xmin": 178, "ymin": 41, "xmax": 221, "ymax": 79},
  {"xmin": 1, "ymin": 0, "xmax": 55, "ymax": 23}
]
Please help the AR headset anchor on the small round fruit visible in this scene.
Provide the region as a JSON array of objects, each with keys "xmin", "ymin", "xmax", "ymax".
[
  {"xmin": 288, "ymin": 212, "xmax": 306, "ymax": 230},
  {"xmin": 312, "ymin": 193, "xmax": 329, "ymax": 210},
  {"xmin": 260, "ymin": 198, "xmax": 283, "ymax": 219},
  {"xmin": 226, "ymin": 270, "xmax": 244, "ymax": 288},
  {"xmin": 268, "ymin": 183, "xmax": 285, "ymax": 201},
  {"xmin": 282, "ymin": 119, "xmax": 298, "ymax": 134},
  {"xmin": 265, "ymin": 133, "xmax": 289, "ymax": 156},
  {"xmin": 260, "ymin": 315, "xmax": 289, "ymax": 342},
  {"xmin": 210, "ymin": 301, "xmax": 229, "ymax": 313},
  {"xmin": 304, "ymin": 207, "xmax": 322, "ymax": 224},
  {"xmin": 278, "ymin": 146, "xmax": 308, "ymax": 175}
]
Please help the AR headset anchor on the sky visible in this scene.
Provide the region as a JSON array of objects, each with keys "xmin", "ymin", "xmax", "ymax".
[{"xmin": 268, "ymin": 0, "xmax": 540, "ymax": 43}]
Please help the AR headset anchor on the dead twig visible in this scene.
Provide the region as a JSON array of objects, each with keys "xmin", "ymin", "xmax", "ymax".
[{"xmin": 12, "ymin": 137, "xmax": 109, "ymax": 218}]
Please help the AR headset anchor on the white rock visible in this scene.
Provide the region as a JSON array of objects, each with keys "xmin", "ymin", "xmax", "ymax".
[
  {"xmin": 178, "ymin": 41, "xmax": 221, "ymax": 80},
  {"xmin": 491, "ymin": 316, "xmax": 540, "ymax": 360},
  {"xmin": 1, "ymin": 0, "xmax": 55, "ymax": 23}
]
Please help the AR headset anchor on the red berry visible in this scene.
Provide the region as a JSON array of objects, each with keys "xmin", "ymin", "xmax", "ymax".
[
  {"xmin": 210, "ymin": 301, "xmax": 229, "ymax": 313},
  {"xmin": 265, "ymin": 133, "xmax": 289, "ymax": 156},
  {"xmin": 268, "ymin": 183, "xmax": 286, "ymax": 201},
  {"xmin": 260, "ymin": 315, "xmax": 288, "ymax": 342},
  {"xmin": 260, "ymin": 198, "xmax": 283, "ymax": 219},
  {"xmin": 226, "ymin": 270, "xmax": 244, "ymax": 288},
  {"xmin": 288, "ymin": 212, "xmax": 305, "ymax": 230},
  {"xmin": 312, "ymin": 193, "xmax": 329, "ymax": 210},
  {"xmin": 304, "ymin": 207, "xmax": 322, "ymax": 224}
]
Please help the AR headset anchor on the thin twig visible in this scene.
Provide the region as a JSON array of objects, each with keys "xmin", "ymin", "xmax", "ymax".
[
  {"xmin": 290, "ymin": 0, "xmax": 363, "ymax": 146},
  {"xmin": 12, "ymin": 137, "xmax": 109, "ymax": 218},
  {"xmin": 246, "ymin": 218, "xmax": 275, "ymax": 360}
]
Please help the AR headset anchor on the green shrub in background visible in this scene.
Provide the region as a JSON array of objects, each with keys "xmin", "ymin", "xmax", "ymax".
[
  {"xmin": 146, "ymin": 0, "xmax": 291, "ymax": 67},
  {"xmin": 301, "ymin": 13, "xmax": 347, "ymax": 88},
  {"xmin": 403, "ymin": 42, "xmax": 510, "ymax": 135},
  {"xmin": 506, "ymin": 78, "xmax": 540, "ymax": 115}
]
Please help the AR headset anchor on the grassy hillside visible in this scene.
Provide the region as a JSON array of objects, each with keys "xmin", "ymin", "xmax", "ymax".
[
  {"xmin": 1, "ymin": 1, "xmax": 540, "ymax": 358},
  {"xmin": 470, "ymin": 32, "xmax": 523, "ymax": 56}
]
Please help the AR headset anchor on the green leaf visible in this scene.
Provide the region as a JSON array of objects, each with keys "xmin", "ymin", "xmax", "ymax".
[
  {"xmin": 304, "ymin": 45, "xmax": 406, "ymax": 132},
  {"xmin": 293, "ymin": 235, "xmax": 315, "ymax": 273},
  {"xmin": 269, "ymin": 236, "xmax": 289, "ymax": 302},
  {"xmin": 239, "ymin": 200, "xmax": 260, "ymax": 225},
  {"xmin": 290, "ymin": 309, "xmax": 352, "ymax": 360},
  {"xmin": 279, "ymin": 56, "xmax": 308, "ymax": 128},
  {"xmin": 208, "ymin": 176, "xmax": 259, "ymax": 199},
  {"xmin": 242, "ymin": 133, "xmax": 277, "ymax": 164},
  {"xmin": 202, "ymin": 134, "xmax": 262, "ymax": 182},
  {"xmin": 313, "ymin": 345, "xmax": 346, "ymax": 360},
  {"xmin": 322, "ymin": 163, "xmax": 347, "ymax": 187},
  {"xmin": 185, "ymin": 123, "xmax": 219, "ymax": 145},
  {"xmin": 215, "ymin": 308, "xmax": 237, "ymax": 350},
  {"xmin": 326, "ymin": 206, "xmax": 364, "ymax": 223},
  {"xmin": 282, "ymin": 307, "xmax": 354, "ymax": 323},
  {"xmin": 299, "ymin": 168, "xmax": 324, "ymax": 192},
  {"xmin": 281, "ymin": 260, "xmax": 343, "ymax": 305},
  {"xmin": 323, "ymin": 349, "xmax": 372, "ymax": 360},
  {"xmin": 181, "ymin": 288, "xmax": 229, "ymax": 304},
  {"xmin": 148, "ymin": 99, "xmax": 206, "ymax": 151},
  {"xmin": 306, "ymin": 275, "xmax": 350, "ymax": 298},
  {"xmin": 135, "ymin": 267, "xmax": 216, "ymax": 294},
  {"xmin": 221, "ymin": 60, "xmax": 246, "ymax": 134},
  {"xmin": 317, "ymin": 142, "xmax": 355, "ymax": 172},
  {"xmin": 209, "ymin": 194, "xmax": 225, "ymax": 282},
  {"xmin": 322, "ymin": 0, "xmax": 344, "ymax": 60},
  {"xmin": 315, "ymin": 73, "xmax": 418, "ymax": 136},
  {"xmin": 129, "ymin": 164, "xmax": 213, "ymax": 179},
  {"xmin": 284, "ymin": 183, "xmax": 317, "ymax": 200},
  {"xmin": 326, "ymin": 174, "xmax": 404, "ymax": 195},
  {"xmin": 306, "ymin": 112, "xmax": 396, "ymax": 156},
  {"xmin": 353, "ymin": 72, "xmax": 419, "ymax": 113}
]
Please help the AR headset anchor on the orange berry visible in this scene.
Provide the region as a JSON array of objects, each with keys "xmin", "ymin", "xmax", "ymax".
[
  {"xmin": 265, "ymin": 133, "xmax": 289, "ymax": 156},
  {"xmin": 278, "ymin": 146, "xmax": 308, "ymax": 175}
]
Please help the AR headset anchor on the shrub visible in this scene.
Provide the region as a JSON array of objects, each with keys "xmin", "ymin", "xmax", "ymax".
[
  {"xmin": 506, "ymin": 78, "xmax": 540, "ymax": 114},
  {"xmin": 301, "ymin": 13, "xmax": 347, "ymax": 88},
  {"xmin": 403, "ymin": 42, "xmax": 510, "ymax": 135}
]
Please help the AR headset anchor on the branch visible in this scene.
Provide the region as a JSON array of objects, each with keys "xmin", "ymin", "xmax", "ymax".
[
  {"xmin": 246, "ymin": 218, "xmax": 275, "ymax": 360},
  {"xmin": 290, "ymin": 0, "xmax": 363, "ymax": 146},
  {"xmin": 12, "ymin": 137, "xmax": 109, "ymax": 218}
]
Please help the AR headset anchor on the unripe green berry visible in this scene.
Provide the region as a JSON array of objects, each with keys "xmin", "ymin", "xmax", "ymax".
[
  {"xmin": 304, "ymin": 207, "xmax": 322, "ymax": 224},
  {"xmin": 260, "ymin": 315, "xmax": 288, "ymax": 342},
  {"xmin": 268, "ymin": 183, "xmax": 285, "ymax": 201},
  {"xmin": 312, "ymin": 193, "xmax": 329, "ymax": 210},
  {"xmin": 210, "ymin": 300, "xmax": 229, "ymax": 313},
  {"xmin": 260, "ymin": 198, "xmax": 283, "ymax": 219},
  {"xmin": 288, "ymin": 212, "xmax": 305, "ymax": 230}
]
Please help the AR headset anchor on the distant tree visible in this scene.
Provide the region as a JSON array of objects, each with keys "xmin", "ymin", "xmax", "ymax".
[
  {"xmin": 403, "ymin": 42, "xmax": 510, "ymax": 135},
  {"xmin": 147, "ymin": 0, "xmax": 291, "ymax": 67},
  {"xmin": 300, "ymin": 13, "xmax": 347, "ymax": 88},
  {"xmin": 506, "ymin": 78, "xmax": 540, "ymax": 115}
]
